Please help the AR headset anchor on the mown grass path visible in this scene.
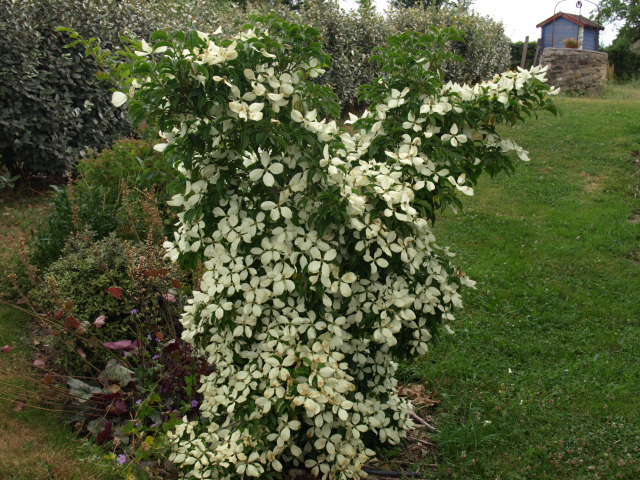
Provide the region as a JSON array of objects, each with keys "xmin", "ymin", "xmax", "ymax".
[{"xmin": 411, "ymin": 85, "xmax": 640, "ymax": 479}]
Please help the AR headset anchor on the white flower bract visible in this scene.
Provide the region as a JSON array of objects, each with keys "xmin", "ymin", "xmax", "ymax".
[{"xmin": 123, "ymin": 20, "xmax": 557, "ymax": 480}]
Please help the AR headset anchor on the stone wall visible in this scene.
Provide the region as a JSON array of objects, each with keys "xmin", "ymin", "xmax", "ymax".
[{"xmin": 540, "ymin": 48, "xmax": 608, "ymax": 94}]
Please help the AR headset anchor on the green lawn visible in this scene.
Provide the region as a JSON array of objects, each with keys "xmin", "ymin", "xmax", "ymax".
[{"xmin": 409, "ymin": 84, "xmax": 640, "ymax": 479}]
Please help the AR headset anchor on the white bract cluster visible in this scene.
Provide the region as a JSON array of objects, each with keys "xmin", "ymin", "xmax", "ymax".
[{"xmin": 115, "ymin": 18, "xmax": 556, "ymax": 480}]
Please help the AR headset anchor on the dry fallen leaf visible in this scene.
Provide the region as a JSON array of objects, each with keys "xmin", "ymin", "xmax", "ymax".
[
  {"xmin": 33, "ymin": 357, "xmax": 46, "ymax": 369},
  {"xmin": 104, "ymin": 384, "xmax": 121, "ymax": 394},
  {"xmin": 397, "ymin": 383, "xmax": 439, "ymax": 407}
]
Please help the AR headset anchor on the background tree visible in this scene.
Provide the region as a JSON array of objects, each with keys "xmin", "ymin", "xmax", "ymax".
[
  {"xmin": 598, "ymin": 0, "xmax": 640, "ymax": 41},
  {"xmin": 390, "ymin": 0, "xmax": 473, "ymax": 10},
  {"xmin": 357, "ymin": 0, "xmax": 376, "ymax": 16},
  {"xmin": 598, "ymin": 0, "xmax": 640, "ymax": 81}
]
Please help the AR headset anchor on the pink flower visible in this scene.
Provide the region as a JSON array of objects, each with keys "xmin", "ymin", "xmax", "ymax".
[
  {"xmin": 94, "ymin": 315, "xmax": 107, "ymax": 328},
  {"xmin": 2, "ymin": 345, "xmax": 13, "ymax": 353},
  {"xmin": 164, "ymin": 292, "xmax": 176, "ymax": 303},
  {"xmin": 103, "ymin": 340, "xmax": 136, "ymax": 351}
]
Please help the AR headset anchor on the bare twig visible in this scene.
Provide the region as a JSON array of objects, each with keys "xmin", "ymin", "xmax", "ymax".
[
  {"xmin": 362, "ymin": 467, "xmax": 426, "ymax": 478},
  {"xmin": 414, "ymin": 438, "xmax": 436, "ymax": 448},
  {"xmin": 409, "ymin": 411, "xmax": 439, "ymax": 432}
]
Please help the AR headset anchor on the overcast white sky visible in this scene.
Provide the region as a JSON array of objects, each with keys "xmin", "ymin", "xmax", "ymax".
[{"xmin": 340, "ymin": 0, "xmax": 621, "ymax": 46}]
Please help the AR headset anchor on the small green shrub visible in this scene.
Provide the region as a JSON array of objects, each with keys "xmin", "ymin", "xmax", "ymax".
[
  {"xmin": 29, "ymin": 138, "xmax": 175, "ymax": 270},
  {"xmin": 31, "ymin": 234, "xmax": 187, "ymax": 373},
  {"xmin": 33, "ymin": 235, "xmax": 132, "ymax": 327}
]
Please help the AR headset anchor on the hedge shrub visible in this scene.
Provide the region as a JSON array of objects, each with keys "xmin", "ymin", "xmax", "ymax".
[
  {"xmin": 1, "ymin": 0, "xmax": 510, "ymax": 177},
  {"xmin": 28, "ymin": 138, "xmax": 175, "ymax": 270},
  {"xmin": 606, "ymin": 37, "xmax": 640, "ymax": 82},
  {"xmin": 297, "ymin": 3, "xmax": 512, "ymax": 108},
  {"xmin": 295, "ymin": 2, "xmax": 390, "ymax": 110},
  {"xmin": 387, "ymin": 6, "xmax": 511, "ymax": 83},
  {"xmin": 0, "ymin": 0, "xmax": 130, "ymax": 176},
  {"xmin": 0, "ymin": 0, "xmax": 256, "ymax": 177}
]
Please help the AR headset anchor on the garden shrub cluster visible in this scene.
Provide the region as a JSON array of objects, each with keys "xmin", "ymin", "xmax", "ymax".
[
  {"xmin": 1, "ymin": 0, "xmax": 510, "ymax": 177},
  {"xmin": 30, "ymin": 237, "xmax": 208, "ymax": 468},
  {"xmin": 28, "ymin": 138, "xmax": 175, "ymax": 270},
  {"xmin": 102, "ymin": 15, "xmax": 556, "ymax": 479},
  {"xmin": 24, "ymin": 193, "xmax": 204, "ymax": 469}
]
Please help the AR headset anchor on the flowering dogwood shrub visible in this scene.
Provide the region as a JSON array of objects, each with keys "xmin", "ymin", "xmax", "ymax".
[{"xmin": 110, "ymin": 16, "xmax": 557, "ymax": 479}]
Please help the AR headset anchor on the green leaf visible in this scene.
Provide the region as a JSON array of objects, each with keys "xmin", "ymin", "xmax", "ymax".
[{"xmin": 99, "ymin": 359, "xmax": 135, "ymax": 386}]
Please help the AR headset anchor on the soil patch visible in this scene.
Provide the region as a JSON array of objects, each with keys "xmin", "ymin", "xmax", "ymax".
[{"xmin": 579, "ymin": 171, "xmax": 606, "ymax": 193}]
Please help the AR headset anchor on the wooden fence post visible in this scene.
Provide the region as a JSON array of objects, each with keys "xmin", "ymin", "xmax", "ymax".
[
  {"xmin": 520, "ymin": 36, "xmax": 529, "ymax": 68},
  {"xmin": 533, "ymin": 39, "xmax": 541, "ymax": 67}
]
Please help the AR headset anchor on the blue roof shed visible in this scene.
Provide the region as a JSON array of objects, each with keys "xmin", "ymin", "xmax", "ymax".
[{"xmin": 537, "ymin": 12, "xmax": 604, "ymax": 51}]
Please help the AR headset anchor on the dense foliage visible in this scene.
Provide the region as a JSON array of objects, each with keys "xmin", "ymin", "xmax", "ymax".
[
  {"xmin": 604, "ymin": 31, "xmax": 640, "ymax": 82},
  {"xmin": 390, "ymin": 0, "xmax": 473, "ymax": 10},
  {"xmin": 597, "ymin": 0, "xmax": 640, "ymax": 81},
  {"xmin": 297, "ymin": 3, "xmax": 512, "ymax": 109},
  {"xmin": 28, "ymin": 138, "xmax": 175, "ymax": 270},
  {"xmin": 17, "ymin": 132, "xmax": 204, "ymax": 472},
  {"xmin": 31, "ymin": 234, "xmax": 187, "ymax": 372},
  {"xmin": 23, "ymin": 190, "xmax": 202, "ymax": 465},
  {"xmin": 598, "ymin": 0, "xmax": 640, "ymax": 42},
  {"xmin": 387, "ymin": 7, "xmax": 511, "ymax": 89},
  {"xmin": 102, "ymin": 15, "xmax": 556, "ymax": 479},
  {"xmin": 606, "ymin": 37, "xmax": 640, "ymax": 80},
  {"xmin": 0, "ymin": 0, "xmax": 256, "ymax": 177},
  {"xmin": 0, "ymin": 0, "xmax": 130, "ymax": 176}
]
